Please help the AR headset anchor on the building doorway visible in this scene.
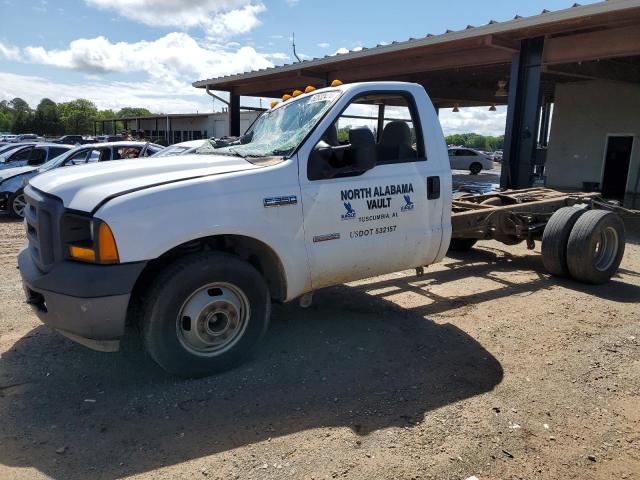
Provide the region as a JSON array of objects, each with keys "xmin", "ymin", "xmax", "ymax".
[{"xmin": 601, "ymin": 135, "xmax": 634, "ymax": 201}]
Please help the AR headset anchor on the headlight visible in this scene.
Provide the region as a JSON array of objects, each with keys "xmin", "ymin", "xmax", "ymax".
[{"xmin": 61, "ymin": 214, "xmax": 119, "ymax": 264}]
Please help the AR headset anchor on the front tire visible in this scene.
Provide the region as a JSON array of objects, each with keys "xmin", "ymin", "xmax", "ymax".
[
  {"xmin": 469, "ymin": 162, "xmax": 482, "ymax": 175},
  {"xmin": 141, "ymin": 252, "xmax": 270, "ymax": 377},
  {"xmin": 9, "ymin": 189, "xmax": 26, "ymax": 218}
]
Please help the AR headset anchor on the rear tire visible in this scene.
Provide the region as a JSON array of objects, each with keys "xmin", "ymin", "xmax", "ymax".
[
  {"xmin": 541, "ymin": 207, "xmax": 586, "ymax": 277},
  {"xmin": 469, "ymin": 162, "xmax": 482, "ymax": 175},
  {"xmin": 448, "ymin": 238, "xmax": 478, "ymax": 252},
  {"xmin": 9, "ymin": 189, "xmax": 26, "ymax": 218},
  {"xmin": 566, "ymin": 210, "xmax": 626, "ymax": 285},
  {"xmin": 141, "ymin": 252, "xmax": 270, "ymax": 378}
]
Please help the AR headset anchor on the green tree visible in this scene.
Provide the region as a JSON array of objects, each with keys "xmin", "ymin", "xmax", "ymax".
[
  {"xmin": 446, "ymin": 133, "xmax": 504, "ymax": 152},
  {"xmin": 34, "ymin": 98, "xmax": 63, "ymax": 136},
  {"xmin": 9, "ymin": 97, "xmax": 33, "ymax": 133},
  {"xmin": 0, "ymin": 100, "xmax": 14, "ymax": 132},
  {"xmin": 58, "ymin": 99, "xmax": 98, "ymax": 135},
  {"xmin": 116, "ymin": 107, "xmax": 153, "ymax": 118}
]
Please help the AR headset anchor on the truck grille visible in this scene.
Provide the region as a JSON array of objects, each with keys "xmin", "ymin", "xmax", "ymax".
[{"xmin": 23, "ymin": 186, "xmax": 64, "ymax": 273}]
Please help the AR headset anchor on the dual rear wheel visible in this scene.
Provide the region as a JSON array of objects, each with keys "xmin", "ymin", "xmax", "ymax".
[{"xmin": 542, "ymin": 208, "xmax": 625, "ymax": 284}]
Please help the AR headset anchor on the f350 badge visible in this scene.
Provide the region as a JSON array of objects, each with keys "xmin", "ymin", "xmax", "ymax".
[{"xmin": 263, "ymin": 196, "xmax": 298, "ymax": 208}]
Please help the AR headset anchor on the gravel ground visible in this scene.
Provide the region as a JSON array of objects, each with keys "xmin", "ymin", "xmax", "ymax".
[{"xmin": 0, "ymin": 214, "xmax": 638, "ymax": 480}]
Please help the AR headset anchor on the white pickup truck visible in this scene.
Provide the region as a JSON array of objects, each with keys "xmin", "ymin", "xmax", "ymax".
[{"xmin": 18, "ymin": 81, "xmax": 627, "ymax": 377}]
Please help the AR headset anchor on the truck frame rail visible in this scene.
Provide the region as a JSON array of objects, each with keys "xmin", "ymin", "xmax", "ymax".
[{"xmin": 451, "ymin": 188, "xmax": 623, "ymax": 246}]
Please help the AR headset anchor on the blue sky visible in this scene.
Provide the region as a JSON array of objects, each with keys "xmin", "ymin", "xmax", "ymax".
[{"xmin": 0, "ymin": 0, "xmax": 600, "ymax": 135}]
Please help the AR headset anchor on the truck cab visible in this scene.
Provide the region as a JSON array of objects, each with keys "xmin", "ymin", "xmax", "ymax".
[{"xmin": 18, "ymin": 82, "xmax": 452, "ymax": 377}]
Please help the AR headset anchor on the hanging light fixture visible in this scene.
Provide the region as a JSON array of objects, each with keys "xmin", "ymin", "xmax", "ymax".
[
  {"xmin": 495, "ymin": 80, "xmax": 508, "ymax": 97},
  {"xmin": 452, "ymin": 103, "xmax": 460, "ymax": 113},
  {"xmin": 489, "ymin": 104, "xmax": 497, "ymax": 112}
]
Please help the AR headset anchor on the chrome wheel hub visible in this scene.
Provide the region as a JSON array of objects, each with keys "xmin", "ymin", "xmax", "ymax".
[
  {"xmin": 593, "ymin": 226, "xmax": 619, "ymax": 272},
  {"xmin": 176, "ymin": 283, "xmax": 250, "ymax": 356}
]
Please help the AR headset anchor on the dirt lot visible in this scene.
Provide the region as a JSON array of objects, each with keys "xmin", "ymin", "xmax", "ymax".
[{"xmin": 0, "ymin": 214, "xmax": 638, "ymax": 480}]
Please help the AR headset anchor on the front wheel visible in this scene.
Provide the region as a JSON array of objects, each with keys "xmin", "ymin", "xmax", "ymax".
[
  {"xmin": 9, "ymin": 189, "xmax": 26, "ymax": 218},
  {"xmin": 141, "ymin": 252, "xmax": 271, "ymax": 377},
  {"xmin": 469, "ymin": 162, "xmax": 482, "ymax": 175}
]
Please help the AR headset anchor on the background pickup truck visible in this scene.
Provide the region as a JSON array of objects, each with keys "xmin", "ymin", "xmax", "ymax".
[{"xmin": 18, "ymin": 81, "xmax": 629, "ymax": 377}]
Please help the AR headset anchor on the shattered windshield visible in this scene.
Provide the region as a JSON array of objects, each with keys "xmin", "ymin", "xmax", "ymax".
[{"xmin": 198, "ymin": 90, "xmax": 341, "ymax": 159}]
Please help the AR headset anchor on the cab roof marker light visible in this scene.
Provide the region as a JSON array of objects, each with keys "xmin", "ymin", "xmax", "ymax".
[
  {"xmin": 282, "ymin": 94, "xmax": 292, "ymax": 102},
  {"xmin": 270, "ymin": 100, "xmax": 279, "ymax": 108},
  {"xmin": 292, "ymin": 89, "xmax": 303, "ymax": 98},
  {"xmin": 330, "ymin": 79, "xmax": 343, "ymax": 87},
  {"xmin": 304, "ymin": 86, "xmax": 316, "ymax": 93}
]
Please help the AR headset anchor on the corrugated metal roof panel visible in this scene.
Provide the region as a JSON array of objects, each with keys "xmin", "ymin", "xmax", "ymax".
[{"xmin": 193, "ymin": 0, "xmax": 640, "ymax": 88}]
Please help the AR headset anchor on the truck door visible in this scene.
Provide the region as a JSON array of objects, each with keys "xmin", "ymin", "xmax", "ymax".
[{"xmin": 299, "ymin": 90, "xmax": 444, "ymax": 289}]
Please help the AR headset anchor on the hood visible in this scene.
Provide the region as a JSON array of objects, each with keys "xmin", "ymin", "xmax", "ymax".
[
  {"xmin": 29, "ymin": 154, "xmax": 263, "ymax": 212},
  {"xmin": 0, "ymin": 165, "xmax": 37, "ymax": 182}
]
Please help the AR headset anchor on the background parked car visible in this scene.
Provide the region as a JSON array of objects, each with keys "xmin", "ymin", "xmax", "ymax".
[
  {"xmin": 50, "ymin": 135, "xmax": 96, "ymax": 145},
  {"xmin": 0, "ymin": 134, "xmax": 18, "ymax": 143},
  {"xmin": 13, "ymin": 134, "xmax": 39, "ymax": 142},
  {"xmin": 448, "ymin": 147, "xmax": 495, "ymax": 174},
  {"xmin": 96, "ymin": 134, "xmax": 125, "ymax": 142},
  {"xmin": 151, "ymin": 139, "xmax": 207, "ymax": 157},
  {"xmin": 0, "ymin": 143, "xmax": 72, "ymax": 171},
  {"xmin": 0, "ymin": 141, "xmax": 162, "ymax": 218}
]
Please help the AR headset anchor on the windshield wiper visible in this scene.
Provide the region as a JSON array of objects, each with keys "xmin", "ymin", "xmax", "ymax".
[
  {"xmin": 269, "ymin": 149, "xmax": 292, "ymax": 157},
  {"xmin": 226, "ymin": 148, "xmax": 248, "ymax": 159}
]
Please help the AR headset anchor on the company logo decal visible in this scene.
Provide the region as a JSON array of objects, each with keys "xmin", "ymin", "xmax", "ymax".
[
  {"xmin": 340, "ymin": 183, "xmax": 414, "ymax": 212},
  {"xmin": 341, "ymin": 202, "xmax": 356, "ymax": 220},
  {"xmin": 401, "ymin": 195, "xmax": 415, "ymax": 212}
]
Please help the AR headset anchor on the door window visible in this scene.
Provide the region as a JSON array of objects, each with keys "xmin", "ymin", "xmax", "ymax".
[
  {"xmin": 10, "ymin": 147, "xmax": 33, "ymax": 161},
  {"xmin": 48, "ymin": 147, "xmax": 70, "ymax": 160},
  {"xmin": 87, "ymin": 148, "xmax": 111, "ymax": 162},
  {"xmin": 27, "ymin": 148, "xmax": 47, "ymax": 166},
  {"xmin": 66, "ymin": 150, "xmax": 89, "ymax": 165},
  {"xmin": 308, "ymin": 93, "xmax": 424, "ymax": 181},
  {"xmin": 115, "ymin": 147, "xmax": 142, "ymax": 159}
]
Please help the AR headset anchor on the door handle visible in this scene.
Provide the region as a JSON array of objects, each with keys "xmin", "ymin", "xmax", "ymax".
[{"xmin": 427, "ymin": 176, "xmax": 440, "ymax": 200}]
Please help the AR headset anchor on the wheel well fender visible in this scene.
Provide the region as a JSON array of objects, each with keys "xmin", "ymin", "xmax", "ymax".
[{"xmin": 130, "ymin": 234, "xmax": 288, "ymax": 306}]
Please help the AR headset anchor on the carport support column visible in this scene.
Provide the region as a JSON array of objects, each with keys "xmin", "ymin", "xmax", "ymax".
[
  {"xmin": 229, "ymin": 90, "xmax": 241, "ymax": 137},
  {"xmin": 500, "ymin": 37, "xmax": 544, "ymax": 189}
]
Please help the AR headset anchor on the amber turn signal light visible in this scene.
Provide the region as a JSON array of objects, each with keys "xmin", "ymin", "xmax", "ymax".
[{"xmin": 97, "ymin": 222, "xmax": 119, "ymax": 264}]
